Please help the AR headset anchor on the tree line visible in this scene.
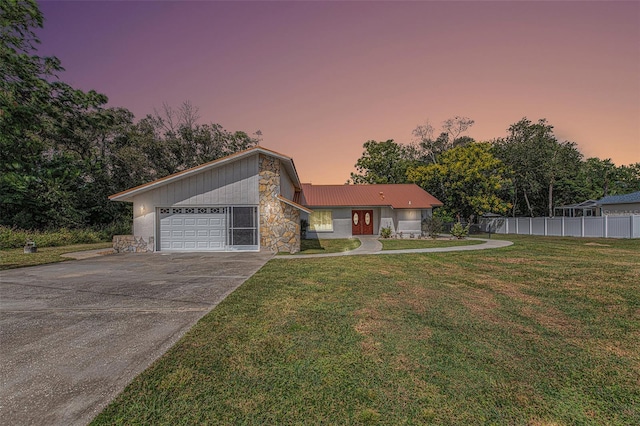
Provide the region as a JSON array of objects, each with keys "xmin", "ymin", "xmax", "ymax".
[
  {"xmin": 1, "ymin": 1, "xmax": 259, "ymax": 230},
  {"xmin": 350, "ymin": 117, "xmax": 640, "ymax": 220},
  {"xmin": 2, "ymin": 1, "xmax": 638, "ymax": 231}
]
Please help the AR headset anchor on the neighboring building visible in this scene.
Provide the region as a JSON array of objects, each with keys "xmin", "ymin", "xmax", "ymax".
[
  {"xmin": 554, "ymin": 200, "xmax": 599, "ymax": 217},
  {"xmin": 110, "ymin": 147, "xmax": 442, "ymax": 253},
  {"xmin": 597, "ymin": 191, "xmax": 640, "ymax": 216},
  {"xmin": 301, "ymin": 183, "xmax": 442, "ymax": 239}
]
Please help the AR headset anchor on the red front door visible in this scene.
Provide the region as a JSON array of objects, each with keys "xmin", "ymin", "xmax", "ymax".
[{"xmin": 352, "ymin": 210, "xmax": 374, "ymax": 235}]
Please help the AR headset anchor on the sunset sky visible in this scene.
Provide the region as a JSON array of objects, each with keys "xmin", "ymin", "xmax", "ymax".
[{"xmin": 38, "ymin": 0, "xmax": 639, "ymax": 184}]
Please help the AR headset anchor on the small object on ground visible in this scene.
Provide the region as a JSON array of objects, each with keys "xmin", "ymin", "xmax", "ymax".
[{"xmin": 23, "ymin": 241, "xmax": 37, "ymax": 254}]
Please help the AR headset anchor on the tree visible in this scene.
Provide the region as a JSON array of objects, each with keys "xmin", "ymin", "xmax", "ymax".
[
  {"xmin": 143, "ymin": 101, "xmax": 260, "ymax": 175},
  {"xmin": 410, "ymin": 116, "xmax": 475, "ymax": 165},
  {"xmin": 0, "ymin": 0, "xmax": 116, "ymax": 228},
  {"xmin": 0, "ymin": 2, "xmax": 259, "ymax": 230},
  {"xmin": 578, "ymin": 160, "xmax": 640, "ymax": 199},
  {"xmin": 442, "ymin": 116, "xmax": 475, "ymax": 143},
  {"xmin": 571, "ymin": 157, "xmax": 618, "ymax": 201},
  {"xmin": 543, "ymin": 139, "xmax": 583, "ymax": 216},
  {"xmin": 493, "ymin": 118, "xmax": 582, "ymax": 217},
  {"xmin": 407, "ymin": 143, "xmax": 512, "ymax": 219},
  {"xmin": 350, "ymin": 140, "xmax": 414, "ymax": 184},
  {"xmin": 616, "ymin": 163, "xmax": 640, "ymax": 193}
]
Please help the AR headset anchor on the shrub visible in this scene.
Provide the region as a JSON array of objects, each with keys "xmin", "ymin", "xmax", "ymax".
[
  {"xmin": 100, "ymin": 221, "xmax": 132, "ymax": 238},
  {"xmin": 450, "ymin": 222, "xmax": 471, "ymax": 239},
  {"xmin": 380, "ymin": 227, "xmax": 392, "ymax": 239},
  {"xmin": 0, "ymin": 222, "xmax": 130, "ymax": 250},
  {"xmin": 422, "ymin": 216, "xmax": 443, "ymax": 239},
  {"xmin": 0, "ymin": 227, "xmax": 28, "ymax": 250}
]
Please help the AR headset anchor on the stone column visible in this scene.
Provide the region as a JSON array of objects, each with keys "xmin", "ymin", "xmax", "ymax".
[{"xmin": 258, "ymin": 154, "xmax": 301, "ymax": 253}]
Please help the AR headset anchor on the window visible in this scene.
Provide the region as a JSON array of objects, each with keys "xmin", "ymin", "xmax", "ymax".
[
  {"xmin": 309, "ymin": 210, "xmax": 333, "ymax": 232},
  {"xmin": 229, "ymin": 206, "xmax": 258, "ymax": 246}
]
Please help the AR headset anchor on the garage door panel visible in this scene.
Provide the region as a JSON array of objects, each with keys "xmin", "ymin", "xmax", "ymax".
[{"xmin": 159, "ymin": 208, "xmax": 226, "ymax": 251}]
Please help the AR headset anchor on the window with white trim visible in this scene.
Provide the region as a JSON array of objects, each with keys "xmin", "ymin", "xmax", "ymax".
[{"xmin": 309, "ymin": 210, "xmax": 333, "ymax": 232}]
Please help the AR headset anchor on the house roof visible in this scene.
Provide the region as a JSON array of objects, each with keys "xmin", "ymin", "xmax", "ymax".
[
  {"xmin": 301, "ymin": 183, "xmax": 443, "ymax": 209},
  {"xmin": 109, "ymin": 146, "xmax": 301, "ymax": 202},
  {"xmin": 597, "ymin": 191, "xmax": 640, "ymax": 206}
]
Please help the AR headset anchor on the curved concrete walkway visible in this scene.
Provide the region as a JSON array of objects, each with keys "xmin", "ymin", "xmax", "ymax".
[
  {"xmin": 60, "ymin": 248, "xmax": 115, "ymax": 260},
  {"xmin": 287, "ymin": 235, "xmax": 512, "ymax": 259},
  {"xmin": 64, "ymin": 235, "xmax": 513, "ymax": 261},
  {"xmin": 62, "ymin": 237, "xmax": 388, "ymax": 261}
]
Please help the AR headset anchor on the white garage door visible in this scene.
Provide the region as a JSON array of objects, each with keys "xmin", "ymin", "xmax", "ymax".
[{"xmin": 159, "ymin": 207, "xmax": 227, "ymax": 251}]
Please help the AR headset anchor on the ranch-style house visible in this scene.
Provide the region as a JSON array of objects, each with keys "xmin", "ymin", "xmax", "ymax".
[{"xmin": 109, "ymin": 146, "xmax": 442, "ymax": 253}]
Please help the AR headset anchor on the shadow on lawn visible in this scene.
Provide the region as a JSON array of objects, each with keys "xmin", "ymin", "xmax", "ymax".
[{"xmin": 300, "ymin": 237, "xmax": 323, "ymax": 251}]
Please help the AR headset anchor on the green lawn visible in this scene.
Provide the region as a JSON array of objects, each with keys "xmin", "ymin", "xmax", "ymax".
[
  {"xmin": 93, "ymin": 235, "xmax": 640, "ymax": 425},
  {"xmin": 278, "ymin": 238, "xmax": 361, "ymax": 255},
  {"xmin": 379, "ymin": 238, "xmax": 484, "ymax": 250},
  {"xmin": 0, "ymin": 243, "xmax": 112, "ymax": 270}
]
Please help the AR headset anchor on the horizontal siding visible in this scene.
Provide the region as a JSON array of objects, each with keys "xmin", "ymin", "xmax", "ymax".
[{"xmin": 602, "ymin": 202, "xmax": 640, "ymax": 215}]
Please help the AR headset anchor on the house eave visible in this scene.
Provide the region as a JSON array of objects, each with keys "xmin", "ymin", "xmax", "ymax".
[{"xmin": 278, "ymin": 195, "xmax": 313, "ymax": 214}]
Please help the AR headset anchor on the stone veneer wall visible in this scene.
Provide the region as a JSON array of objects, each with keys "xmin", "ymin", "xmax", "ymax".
[
  {"xmin": 259, "ymin": 154, "xmax": 301, "ymax": 253},
  {"xmin": 113, "ymin": 235, "xmax": 154, "ymax": 253}
]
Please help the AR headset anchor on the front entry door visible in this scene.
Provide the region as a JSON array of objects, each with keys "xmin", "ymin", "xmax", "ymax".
[{"xmin": 352, "ymin": 210, "xmax": 374, "ymax": 235}]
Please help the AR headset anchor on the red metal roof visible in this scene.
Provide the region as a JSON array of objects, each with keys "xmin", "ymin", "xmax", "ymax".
[{"xmin": 301, "ymin": 183, "xmax": 442, "ymax": 209}]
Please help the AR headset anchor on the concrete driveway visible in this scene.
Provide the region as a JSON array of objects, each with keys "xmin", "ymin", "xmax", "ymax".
[{"xmin": 0, "ymin": 251, "xmax": 273, "ymax": 426}]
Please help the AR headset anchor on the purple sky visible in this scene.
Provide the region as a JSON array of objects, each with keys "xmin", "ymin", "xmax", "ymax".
[{"xmin": 38, "ymin": 0, "xmax": 640, "ymax": 184}]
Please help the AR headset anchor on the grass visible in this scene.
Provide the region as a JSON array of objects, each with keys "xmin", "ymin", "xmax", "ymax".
[
  {"xmin": 0, "ymin": 243, "xmax": 112, "ymax": 270},
  {"xmin": 0, "ymin": 224, "xmax": 127, "ymax": 249},
  {"xmin": 278, "ymin": 237, "xmax": 361, "ymax": 255},
  {"xmin": 92, "ymin": 235, "xmax": 640, "ymax": 425},
  {"xmin": 379, "ymin": 238, "xmax": 484, "ymax": 250}
]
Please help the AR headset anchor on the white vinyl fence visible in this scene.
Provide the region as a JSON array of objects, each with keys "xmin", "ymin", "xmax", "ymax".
[{"xmin": 480, "ymin": 215, "xmax": 640, "ymax": 239}]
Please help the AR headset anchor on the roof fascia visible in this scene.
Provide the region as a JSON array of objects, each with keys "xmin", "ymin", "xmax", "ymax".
[{"xmin": 277, "ymin": 195, "xmax": 313, "ymax": 213}]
